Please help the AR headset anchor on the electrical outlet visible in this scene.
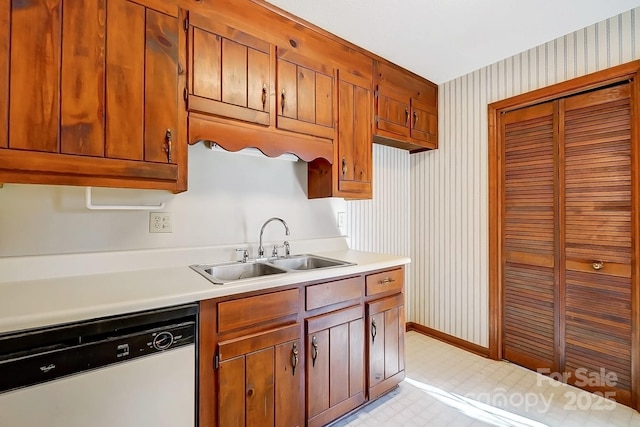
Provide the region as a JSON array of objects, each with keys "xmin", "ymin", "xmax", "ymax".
[
  {"xmin": 149, "ymin": 212, "xmax": 172, "ymax": 233},
  {"xmin": 337, "ymin": 212, "xmax": 346, "ymax": 228}
]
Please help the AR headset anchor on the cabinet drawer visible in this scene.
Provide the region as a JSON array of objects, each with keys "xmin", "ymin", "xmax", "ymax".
[
  {"xmin": 366, "ymin": 268, "xmax": 403, "ymax": 296},
  {"xmin": 218, "ymin": 288, "xmax": 299, "ymax": 333},
  {"xmin": 306, "ymin": 277, "xmax": 363, "ymax": 311}
]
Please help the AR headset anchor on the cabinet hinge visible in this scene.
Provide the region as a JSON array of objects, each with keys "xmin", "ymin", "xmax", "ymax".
[
  {"xmin": 374, "ymin": 115, "xmax": 379, "ymax": 124},
  {"xmin": 183, "ymin": 17, "xmax": 189, "ymax": 32},
  {"xmin": 214, "ymin": 354, "xmax": 219, "ymax": 370},
  {"xmin": 374, "ymin": 85, "xmax": 379, "ymax": 98}
]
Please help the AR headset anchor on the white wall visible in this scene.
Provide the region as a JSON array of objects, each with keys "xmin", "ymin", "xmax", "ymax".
[
  {"xmin": 409, "ymin": 7, "xmax": 640, "ymax": 347},
  {"xmin": 0, "ymin": 143, "xmax": 346, "ymax": 257}
]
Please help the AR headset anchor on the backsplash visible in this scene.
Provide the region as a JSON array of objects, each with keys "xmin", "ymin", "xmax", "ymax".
[{"xmin": 0, "ymin": 143, "xmax": 346, "ymax": 257}]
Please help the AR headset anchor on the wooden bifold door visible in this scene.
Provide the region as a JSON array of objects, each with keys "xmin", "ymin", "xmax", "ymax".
[{"xmin": 498, "ymin": 81, "xmax": 635, "ymax": 406}]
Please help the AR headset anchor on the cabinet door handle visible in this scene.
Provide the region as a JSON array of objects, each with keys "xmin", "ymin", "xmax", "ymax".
[
  {"xmin": 413, "ymin": 111, "xmax": 418, "ymax": 127},
  {"xmin": 342, "ymin": 158, "xmax": 347, "ymax": 176},
  {"xmin": 404, "ymin": 107, "xmax": 409, "ymax": 125},
  {"xmin": 291, "ymin": 342, "xmax": 298, "ymax": 376},
  {"xmin": 262, "ymin": 84, "xmax": 267, "ymax": 110},
  {"xmin": 371, "ymin": 319, "xmax": 377, "ymax": 343},
  {"xmin": 165, "ymin": 129, "xmax": 173, "ymax": 163},
  {"xmin": 281, "ymin": 89, "xmax": 286, "ymax": 115},
  {"xmin": 311, "ymin": 335, "xmax": 319, "ymax": 367}
]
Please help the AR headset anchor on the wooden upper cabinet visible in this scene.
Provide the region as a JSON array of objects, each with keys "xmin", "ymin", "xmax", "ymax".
[
  {"xmin": 276, "ymin": 49, "xmax": 335, "ymax": 140},
  {"xmin": 188, "ymin": 12, "xmax": 273, "ymax": 126},
  {"xmin": 0, "ymin": 0, "xmax": 187, "ymax": 191},
  {"xmin": 374, "ymin": 60, "xmax": 438, "ymax": 152},
  {"xmin": 336, "ymin": 70, "xmax": 372, "ymax": 197},
  {"xmin": 308, "ymin": 68, "xmax": 373, "ymax": 199}
]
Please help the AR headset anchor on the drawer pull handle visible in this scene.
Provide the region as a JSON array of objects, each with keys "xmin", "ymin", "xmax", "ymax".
[
  {"xmin": 291, "ymin": 342, "xmax": 298, "ymax": 376},
  {"xmin": 592, "ymin": 261, "xmax": 604, "ymax": 271},
  {"xmin": 371, "ymin": 319, "xmax": 377, "ymax": 343},
  {"xmin": 311, "ymin": 335, "xmax": 319, "ymax": 367},
  {"xmin": 379, "ymin": 277, "xmax": 395, "ymax": 285}
]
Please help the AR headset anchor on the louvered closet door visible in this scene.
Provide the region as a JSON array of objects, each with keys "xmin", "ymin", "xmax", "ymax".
[
  {"xmin": 562, "ymin": 84, "xmax": 632, "ymax": 405},
  {"xmin": 502, "ymin": 102, "xmax": 558, "ymax": 372}
]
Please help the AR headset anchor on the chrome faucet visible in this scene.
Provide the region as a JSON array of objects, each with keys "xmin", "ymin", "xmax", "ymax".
[{"xmin": 258, "ymin": 217, "xmax": 290, "ymax": 258}]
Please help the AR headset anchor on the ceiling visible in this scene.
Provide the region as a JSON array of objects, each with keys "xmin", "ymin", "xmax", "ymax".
[{"xmin": 264, "ymin": 0, "xmax": 640, "ymax": 84}]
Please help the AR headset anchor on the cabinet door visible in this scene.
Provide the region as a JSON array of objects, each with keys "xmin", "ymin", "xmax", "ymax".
[
  {"xmin": 337, "ymin": 70, "xmax": 372, "ymax": 197},
  {"xmin": 375, "ymin": 84, "xmax": 409, "ymax": 139},
  {"xmin": 105, "ymin": 0, "xmax": 179, "ymax": 164},
  {"xmin": 367, "ymin": 293, "xmax": 405, "ymax": 400},
  {"xmin": 277, "ymin": 50, "xmax": 334, "ymax": 140},
  {"xmin": 1, "ymin": 0, "xmax": 185, "ymax": 190},
  {"xmin": 306, "ymin": 306, "xmax": 365, "ymax": 427},
  {"xmin": 275, "ymin": 340, "xmax": 303, "ymax": 427},
  {"xmin": 188, "ymin": 13, "xmax": 271, "ymax": 126},
  {"xmin": 410, "ymin": 98, "xmax": 437, "ymax": 146},
  {"xmin": 217, "ymin": 324, "xmax": 302, "ymax": 427}
]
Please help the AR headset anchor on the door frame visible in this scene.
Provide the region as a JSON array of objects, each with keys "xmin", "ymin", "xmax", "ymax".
[{"xmin": 488, "ymin": 59, "xmax": 640, "ymax": 409}]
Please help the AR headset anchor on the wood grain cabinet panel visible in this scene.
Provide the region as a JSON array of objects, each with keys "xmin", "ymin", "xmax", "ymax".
[
  {"xmin": 276, "ymin": 50, "xmax": 335, "ymax": 140},
  {"xmin": 0, "ymin": 0, "xmax": 186, "ymax": 191},
  {"xmin": 365, "ymin": 268, "xmax": 404, "ymax": 296},
  {"xmin": 217, "ymin": 324, "xmax": 303, "ymax": 427},
  {"xmin": 367, "ymin": 296, "xmax": 405, "ymax": 399},
  {"xmin": 217, "ymin": 288, "xmax": 299, "ymax": 333},
  {"xmin": 305, "ymin": 276, "xmax": 363, "ymax": 311},
  {"xmin": 188, "ymin": 12, "xmax": 271, "ymax": 126},
  {"xmin": 306, "ymin": 305, "xmax": 365, "ymax": 427}
]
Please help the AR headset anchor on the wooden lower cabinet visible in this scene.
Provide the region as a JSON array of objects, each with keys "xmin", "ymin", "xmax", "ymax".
[
  {"xmin": 217, "ymin": 324, "xmax": 303, "ymax": 427},
  {"xmin": 367, "ymin": 293, "xmax": 406, "ymax": 400},
  {"xmin": 199, "ymin": 266, "xmax": 406, "ymax": 427},
  {"xmin": 306, "ymin": 305, "xmax": 365, "ymax": 427}
]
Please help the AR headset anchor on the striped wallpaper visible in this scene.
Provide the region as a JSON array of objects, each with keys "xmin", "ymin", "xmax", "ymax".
[
  {"xmin": 348, "ymin": 7, "xmax": 640, "ymax": 348},
  {"xmin": 346, "ymin": 144, "xmax": 410, "ymax": 257}
]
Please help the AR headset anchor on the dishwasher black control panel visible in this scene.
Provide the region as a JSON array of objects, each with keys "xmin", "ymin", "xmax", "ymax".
[{"xmin": 0, "ymin": 304, "xmax": 198, "ymax": 394}]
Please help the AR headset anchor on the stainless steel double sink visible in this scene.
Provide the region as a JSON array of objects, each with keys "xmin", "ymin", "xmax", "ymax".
[{"xmin": 190, "ymin": 254, "xmax": 354, "ymax": 285}]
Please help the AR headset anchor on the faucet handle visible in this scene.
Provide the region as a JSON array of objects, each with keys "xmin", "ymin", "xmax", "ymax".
[
  {"xmin": 235, "ymin": 248, "xmax": 250, "ymax": 263},
  {"xmin": 283, "ymin": 241, "xmax": 291, "ymax": 257},
  {"xmin": 271, "ymin": 244, "xmax": 285, "ymax": 258}
]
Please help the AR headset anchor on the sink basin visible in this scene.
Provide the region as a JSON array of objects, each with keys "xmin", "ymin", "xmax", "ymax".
[
  {"xmin": 268, "ymin": 254, "xmax": 354, "ymax": 271},
  {"xmin": 191, "ymin": 254, "xmax": 354, "ymax": 285},
  {"xmin": 190, "ymin": 262, "xmax": 287, "ymax": 285}
]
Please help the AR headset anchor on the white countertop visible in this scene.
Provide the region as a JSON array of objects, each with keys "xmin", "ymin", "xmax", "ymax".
[{"xmin": 0, "ymin": 238, "xmax": 410, "ymax": 334}]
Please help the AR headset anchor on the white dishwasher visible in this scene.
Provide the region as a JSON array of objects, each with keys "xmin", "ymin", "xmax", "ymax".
[{"xmin": 0, "ymin": 303, "xmax": 198, "ymax": 427}]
